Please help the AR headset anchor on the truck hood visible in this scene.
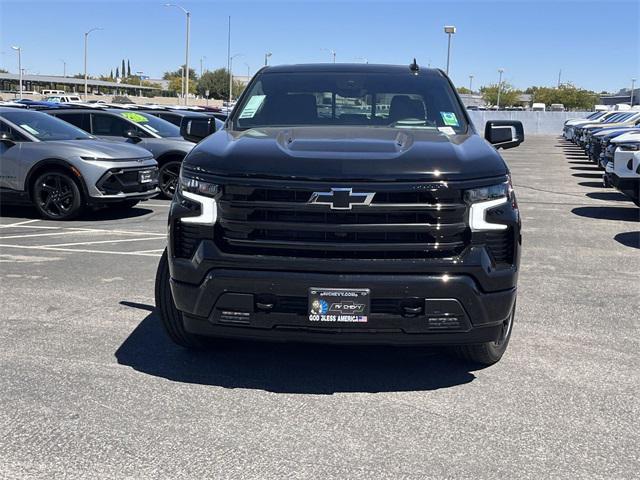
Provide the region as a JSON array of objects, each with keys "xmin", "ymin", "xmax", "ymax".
[
  {"xmin": 185, "ymin": 127, "xmax": 508, "ymax": 182},
  {"xmin": 611, "ymin": 131, "xmax": 640, "ymax": 144},
  {"xmin": 37, "ymin": 139, "xmax": 152, "ymax": 159}
]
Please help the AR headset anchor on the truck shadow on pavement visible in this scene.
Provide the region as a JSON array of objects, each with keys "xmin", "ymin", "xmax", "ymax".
[
  {"xmin": 572, "ymin": 206, "xmax": 640, "ymax": 222},
  {"xmin": 0, "ymin": 204, "xmax": 154, "ymax": 221},
  {"xmin": 614, "ymin": 232, "xmax": 640, "ymax": 249},
  {"xmin": 115, "ymin": 302, "xmax": 477, "ymax": 394},
  {"xmin": 586, "ymin": 192, "xmax": 632, "ymax": 202}
]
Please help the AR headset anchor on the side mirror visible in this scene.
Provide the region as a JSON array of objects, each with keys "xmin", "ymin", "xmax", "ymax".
[
  {"xmin": 123, "ymin": 129, "xmax": 142, "ymax": 142},
  {"xmin": 180, "ymin": 117, "xmax": 216, "ymax": 143},
  {"xmin": 485, "ymin": 120, "xmax": 524, "ymax": 149},
  {"xmin": 0, "ymin": 131, "xmax": 16, "ymax": 146}
]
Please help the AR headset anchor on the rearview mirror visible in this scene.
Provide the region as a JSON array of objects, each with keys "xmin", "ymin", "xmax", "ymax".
[
  {"xmin": 484, "ymin": 120, "xmax": 524, "ymax": 149},
  {"xmin": 123, "ymin": 129, "xmax": 142, "ymax": 142},
  {"xmin": 180, "ymin": 117, "xmax": 217, "ymax": 143}
]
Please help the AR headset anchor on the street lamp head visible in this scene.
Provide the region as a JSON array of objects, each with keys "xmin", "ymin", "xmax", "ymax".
[
  {"xmin": 498, "ymin": 68, "xmax": 504, "ymax": 73},
  {"xmin": 266, "ymin": 52, "xmax": 272, "ymax": 57},
  {"xmin": 11, "ymin": 45, "xmax": 20, "ymax": 51},
  {"xmin": 444, "ymin": 25, "xmax": 456, "ymax": 34}
]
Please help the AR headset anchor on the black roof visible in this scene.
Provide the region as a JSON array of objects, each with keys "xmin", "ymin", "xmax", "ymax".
[{"xmin": 262, "ymin": 63, "xmax": 444, "ymax": 75}]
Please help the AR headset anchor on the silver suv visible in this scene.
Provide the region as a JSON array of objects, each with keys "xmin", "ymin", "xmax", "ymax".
[
  {"xmin": 46, "ymin": 108, "xmax": 195, "ymax": 198},
  {"xmin": 0, "ymin": 107, "xmax": 159, "ymax": 220}
]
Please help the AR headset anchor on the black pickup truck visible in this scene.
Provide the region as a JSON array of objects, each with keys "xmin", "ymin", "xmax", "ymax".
[{"xmin": 155, "ymin": 63, "xmax": 524, "ymax": 365}]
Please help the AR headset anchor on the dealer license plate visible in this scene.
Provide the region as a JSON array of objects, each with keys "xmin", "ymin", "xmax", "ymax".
[
  {"xmin": 308, "ymin": 288, "xmax": 370, "ymax": 323},
  {"xmin": 138, "ymin": 169, "xmax": 155, "ymax": 183}
]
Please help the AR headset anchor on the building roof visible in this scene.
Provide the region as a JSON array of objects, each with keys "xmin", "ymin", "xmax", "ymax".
[{"xmin": 0, "ymin": 73, "xmax": 157, "ymax": 90}]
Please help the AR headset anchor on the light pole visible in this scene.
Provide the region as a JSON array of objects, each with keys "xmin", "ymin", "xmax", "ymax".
[
  {"xmin": 444, "ymin": 25, "xmax": 456, "ymax": 75},
  {"xmin": 229, "ymin": 53, "xmax": 242, "ymax": 104},
  {"xmin": 60, "ymin": 59, "xmax": 66, "ymax": 77},
  {"xmin": 83, "ymin": 27, "xmax": 102, "ymax": 101},
  {"xmin": 137, "ymin": 71, "xmax": 143, "ymax": 97},
  {"xmin": 631, "ymin": 78, "xmax": 636, "ymax": 107},
  {"xmin": 264, "ymin": 52, "xmax": 272, "ymax": 66},
  {"xmin": 496, "ymin": 68, "xmax": 504, "ymax": 109},
  {"xmin": 322, "ymin": 48, "xmax": 336, "ymax": 63},
  {"xmin": 11, "ymin": 46, "xmax": 22, "ymax": 99},
  {"xmin": 244, "ymin": 62, "xmax": 250, "ymax": 80},
  {"xmin": 469, "ymin": 74, "xmax": 474, "ymax": 92},
  {"xmin": 165, "ymin": 3, "xmax": 190, "ymax": 105}
]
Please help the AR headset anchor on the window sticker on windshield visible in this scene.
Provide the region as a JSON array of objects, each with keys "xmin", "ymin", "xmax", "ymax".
[
  {"xmin": 440, "ymin": 111, "xmax": 459, "ymax": 127},
  {"xmin": 239, "ymin": 95, "xmax": 266, "ymax": 119},
  {"xmin": 120, "ymin": 112, "xmax": 149, "ymax": 123},
  {"xmin": 20, "ymin": 124, "xmax": 40, "ymax": 135},
  {"xmin": 438, "ymin": 126, "xmax": 456, "ymax": 135}
]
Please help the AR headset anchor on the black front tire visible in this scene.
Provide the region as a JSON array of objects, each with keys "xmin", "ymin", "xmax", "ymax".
[
  {"xmin": 32, "ymin": 171, "xmax": 84, "ymax": 221},
  {"xmin": 454, "ymin": 302, "xmax": 516, "ymax": 366},
  {"xmin": 155, "ymin": 249, "xmax": 207, "ymax": 349},
  {"xmin": 158, "ymin": 161, "xmax": 182, "ymax": 199}
]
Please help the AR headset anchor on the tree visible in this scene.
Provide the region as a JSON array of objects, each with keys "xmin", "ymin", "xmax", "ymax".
[
  {"xmin": 480, "ymin": 82, "xmax": 521, "ymax": 107},
  {"xmin": 0, "ymin": 68, "xmax": 8, "ymax": 74},
  {"xmin": 110, "ymin": 69, "xmax": 114, "ymax": 79},
  {"xmin": 196, "ymin": 68, "xmax": 245, "ymax": 99},
  {"xmin": 121, "ymin": 59, "xmax": 126, "ymax": 78},
  {"xmin": 127, "ymin": 59, "xmax": 131, "ymax": 77},
  {"xmin": 115, "ymin": 67, "xmax": 120, "ymax": 78},
  {"xmin": 528, "ymin": 84, "xmax": 597, "ymax": 110},
  {"xmin": 168, "ymin": 76, "xmax": 197, "ymax": 95},
  {"xmin": 457, "ymin": 86, "xmax": 472, "ymax": 94},
  {"xmin": 163, "ymin": 65, "xmax": 197, "ymax": 82}
]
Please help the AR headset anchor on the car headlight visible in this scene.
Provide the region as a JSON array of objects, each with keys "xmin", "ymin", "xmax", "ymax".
[
  {"xmin": 177, "ymin": 171, "xmax": 218, "ymax": 224},
  {"xmin": 618, "ymin": 143, "xmax": 640, "ymax": 151},
  {"xmin": 464, "ymin": 181, "xmax": 512, "ymax": 232}
]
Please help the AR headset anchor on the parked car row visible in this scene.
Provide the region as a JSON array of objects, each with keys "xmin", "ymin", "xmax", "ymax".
[
  {"xmin": 563, "ymin": 107, "xmax": 640, "ymax": 205},
  {"xmin": 0, "ymin": 103, "xmax": 219, "ymax": 219}
]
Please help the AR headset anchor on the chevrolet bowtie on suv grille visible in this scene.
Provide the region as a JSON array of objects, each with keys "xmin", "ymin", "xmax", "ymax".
[{"xmin": 155, "ymin": 62, "xmax": 525, "ymax": 365}]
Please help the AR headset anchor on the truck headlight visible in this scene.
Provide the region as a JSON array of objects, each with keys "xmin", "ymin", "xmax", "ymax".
[
  {"xmin": 464, "ymin": 181, "xmax": 511, "ymax": 232},
  {"xmin": 178, "ymin": 171, "xmax": 218, "ymax": 224}
]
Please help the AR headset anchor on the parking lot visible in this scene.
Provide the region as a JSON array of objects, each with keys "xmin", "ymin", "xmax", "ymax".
[{"xmin": 0, "ymin": 135, "xmax": 638, "ymax": 479}]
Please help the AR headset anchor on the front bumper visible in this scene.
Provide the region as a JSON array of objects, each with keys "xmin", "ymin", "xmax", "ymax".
[{"xmin": 610, "ymin": 173, "xmax": 640, "ymax": 204}]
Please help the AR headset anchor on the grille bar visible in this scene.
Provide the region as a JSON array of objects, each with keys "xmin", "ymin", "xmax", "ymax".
[
  {"xmin": 219, "ymin": 219, "xmax": 467, "ymax": 234},
  {"xmin": 218, "ymin": 200, "xmax": 466, "ymax": 213},
  {"xmin": 225, "ymin": 238, "xmax": 464, "ymax": 252}
]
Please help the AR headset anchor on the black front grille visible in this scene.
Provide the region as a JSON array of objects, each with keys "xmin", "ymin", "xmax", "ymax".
[
  {"xmin": 215, "ymin": 183, "xmax": 470, "ymax": 259},
  {"xmin": 485, "ymin": 229, "xmax": 514, "ymax": 266},
  {"xmin": 96, "ymin": 167, "xmax": 158, "ymax": 194}
]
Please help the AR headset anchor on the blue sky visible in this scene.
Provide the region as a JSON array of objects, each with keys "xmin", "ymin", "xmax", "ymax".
[{"xmin": 1, "ymin": 0, "xmax": 638, "ymax": 92}]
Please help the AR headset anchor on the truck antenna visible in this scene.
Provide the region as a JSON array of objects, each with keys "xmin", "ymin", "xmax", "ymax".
[{"xmin": 409, "ymin": 58, "xmax": 419, "ymax": 73}]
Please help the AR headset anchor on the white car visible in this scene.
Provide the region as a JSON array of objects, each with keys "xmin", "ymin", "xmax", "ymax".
[
  {"xmin": 604, "ymin": 131, "xmax": 640, "ymax": 205},
  {"xmin": 43, "ymin": 95, "xmax": 82, "ymax": 103}
]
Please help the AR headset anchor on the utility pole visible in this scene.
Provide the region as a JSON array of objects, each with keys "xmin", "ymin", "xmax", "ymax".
[
  {"xmin": 60, "ymin": 59, "xmax": 66, "ymax": 77},
  {"xmin": 469, "ymin": 74, "xmax": 474, "ymax": 92},
  {"xmin": 227, "ymin": 15, "xmax": 231, "ymax": 100},
  {"xmin": 264, "ymin": 52, "xmax": 272, "ymax": 66},
  {"xmin": 229, "ymin": 54, "xmax": 242, "ymax": 104},
  {"xmin": 200, "ymin": 56, "xmax": 206, "ymax": 77},
  {"xmin": 631, "ymin": 78, "xmax": 636, "ymax": 107},
  {"xmin": 244, "ymin": 62, "xmax": 250, "ymax": 80}
]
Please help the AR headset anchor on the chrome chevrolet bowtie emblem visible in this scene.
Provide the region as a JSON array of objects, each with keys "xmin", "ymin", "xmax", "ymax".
[{"xmin": 308, "ymin": 188, "xmax": 375, "ymax": 210}]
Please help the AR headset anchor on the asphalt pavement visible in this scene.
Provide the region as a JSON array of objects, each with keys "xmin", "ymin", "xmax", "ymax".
[{"xmin": 0, "ymin": 135, "xmax": 638, "ymax": 479}]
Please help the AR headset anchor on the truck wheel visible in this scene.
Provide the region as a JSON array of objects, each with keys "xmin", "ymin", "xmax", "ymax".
[
  {"xmin": 154, "ymin": 249, "xmax": 207, "ymax": 349},
  {"xmin": 32, "ymin": 171, "xmax": 84, "ymax": 220},
  {"xmin": 454, "ymin": 303, "xmax": 515, "ymax": 366}
]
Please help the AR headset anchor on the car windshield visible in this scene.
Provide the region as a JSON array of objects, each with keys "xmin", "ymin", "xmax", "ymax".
[
  {"xmin": 1, "ymin": 110, "xmax": 92, "ymax": 141},
  {"xmin": 44, "ymin": 96, "xmax": 63, "ymax": 103},
  {"xmin": 117, "ymin": 111, "xmax": 181, "ymax": 137},
  {"xmin": 234, "ymin": 70, "xmax": 468, "ymax": 134}
]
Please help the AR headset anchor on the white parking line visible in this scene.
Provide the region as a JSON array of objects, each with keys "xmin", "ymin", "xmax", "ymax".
[
  {"xmin": 0, "ymin": 231, "xmax": 104, "ymax": 240},
  {"xmin": 143, "ymin": 203, "xmax": 170, "ymax": 207},
  {"xmin": 39, "ymin": 237, "xmax": 165, "ymax": 248},
  {"xmin": 0, "ymin": 225, "xmax": 166, "ymax": 236},
  {"xmin": 129, "ymin": 248, "xmax": 166, "ymax": 254},
  {"xmin": 0, "ymin": 219, "xmax": 40, "ymax": 228},
  {"xmin": 0, "ymin": 244, "xmax": 162, "ymax": 257}
]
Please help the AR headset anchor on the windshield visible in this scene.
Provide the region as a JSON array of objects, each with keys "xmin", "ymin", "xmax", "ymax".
[
  {"xmin": 118, "ymin": 111, "xmax": 181, "ymax": 137},
  {"xmin": 234, "ymin": 71, "xmax": 468, "ymax": 134},
  {"xmin": 1, "ymin": 110, "xmax": 92, "ymax": 141}
]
